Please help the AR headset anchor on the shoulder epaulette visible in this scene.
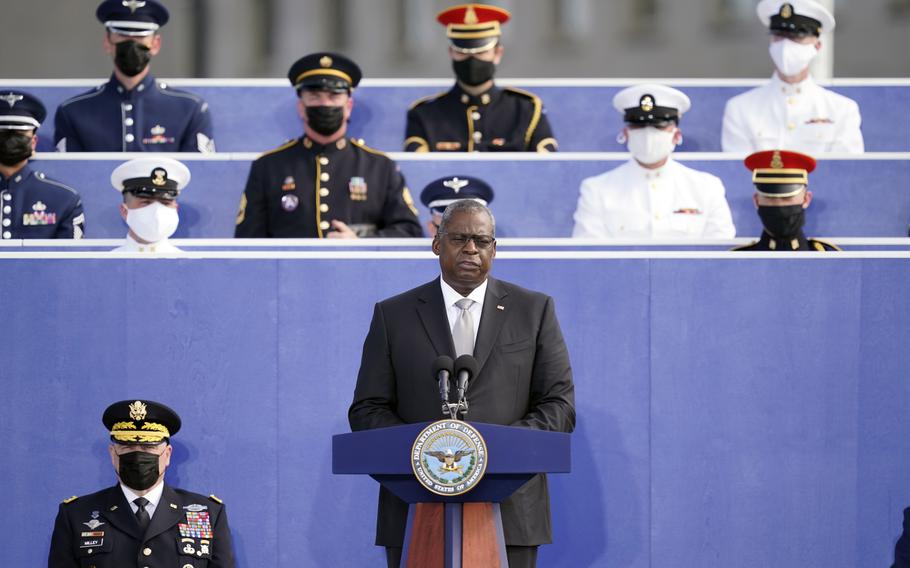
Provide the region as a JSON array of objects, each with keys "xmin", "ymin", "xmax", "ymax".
[
  {"xmin": 258, "ymin": 139, "xmax": 299, "ymax": 159},
  {"xmin": 350, "ymin": 138, "xmax": 387, "ymax": 157},
  {"xmin": 408, "ymin": 91, "xmax": 447, "ymax": 111},
  {"xmin": 810, "ymin": 238, "xmax": 842, "ymax": 251},
  {"xmin": 730, "ymin": 242, "xmax": 758, "ymax": 251},
  {"xmin": 504, "ymin": 87, "xmax": 544, "ymax": 148},
  {"xmin": 62, "ymin": 495, "xmax": 78, "ymax": 504},
  {"xmin": 209, "ymin": 494, "xmax": 223, "ymax": 504}
]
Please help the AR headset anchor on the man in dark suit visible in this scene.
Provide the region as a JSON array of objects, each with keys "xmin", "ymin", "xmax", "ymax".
[
  {"xmin": 893, "ymin": 507, "xmax": 910, "ymax": 567},
  {"xmin": 349, "ymin": 200, "xmax": 576, "ymax": 568},
  {"xmin": 48, "ymin": 400, "xmax": 234, "ymax": 567}
]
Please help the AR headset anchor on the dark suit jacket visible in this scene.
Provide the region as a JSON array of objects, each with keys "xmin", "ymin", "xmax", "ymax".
[
  {"xmin": 348, "ymin": 276, "xmax": 576, "ymax": 547},
  {"xmin": 48, "ymin": 483, "xmax": 234, "ymax": 568},
  {"xmin": 894, "ymin": 507, "xmax": 910, "ymax": 567}
]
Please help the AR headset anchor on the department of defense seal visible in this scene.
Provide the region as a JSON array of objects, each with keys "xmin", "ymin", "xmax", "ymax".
[{"xmin": 411, "ymin": 420, "xmax": 488, "ymax": 496}]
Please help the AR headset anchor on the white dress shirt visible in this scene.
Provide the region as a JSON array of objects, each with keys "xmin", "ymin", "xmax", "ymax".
[
  {"xmin": 571, "ymin": 158, "xmax": 736, "ymax": 239},
  {"xmin": 120, "ymin": 480, "xmax": 165, "ymax": 519},
  {"xmin": 440, "ymin": 276, "xmax": 487, "ymax": 347},
  {"xmin": 111, "ymin": 234, "xmax": 182, "ymax": 253},
  {"xmin": 721, "ymin": 73, "xmax": 864, "ymax": 154}
]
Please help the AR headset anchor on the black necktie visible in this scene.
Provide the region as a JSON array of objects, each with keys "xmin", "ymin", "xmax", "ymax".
[{"xmin": 134, "ymin": 497, "xmax": 151, "ymax": 531}]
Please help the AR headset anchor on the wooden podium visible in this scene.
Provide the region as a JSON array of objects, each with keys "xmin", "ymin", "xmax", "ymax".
[{"xmin": 333, "ymin": 422, "xmax": 571, "ymax": 568}]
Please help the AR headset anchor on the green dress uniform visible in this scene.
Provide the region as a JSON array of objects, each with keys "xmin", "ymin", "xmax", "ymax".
[
  {"xmin": 405, "ymin": 85, "xmax": 557, "ymax": 152},
  {"xmin": 48, "ymin": 486, "xmax": 233, "ymax": 568},
  {"xmin": 234, "ymin": 136, "xmax": 423, "ymax": 238}
]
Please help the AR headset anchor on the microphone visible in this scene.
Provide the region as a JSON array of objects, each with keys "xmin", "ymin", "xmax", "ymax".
[
  {"xmin": 453, "ymin": 354, "xmax": 478, "ymax": 405},
  {"xmin": 432, "ymin": 356, "xmax": 454, "ymax": 407}
]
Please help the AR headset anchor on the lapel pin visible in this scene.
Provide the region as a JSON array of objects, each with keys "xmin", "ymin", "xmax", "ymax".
[
  {"xmin": 109, "ymin": 505, "xmax": 118, "ymax": 511},
  {"xmin": 496, "ymin": 305, "xmax": 504, "ymax": 311},
  {"xmin": 170, "ymin": 503, "xmax": 178, "ymax": 509}
]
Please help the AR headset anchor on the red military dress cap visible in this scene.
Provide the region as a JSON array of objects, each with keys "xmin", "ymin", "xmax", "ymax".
[
  {"xmin": 437, "ymin": 4, "xmax": 512, "ymax": 53},
  {"xmin": 745, "ymin": 149, "xmax": 817, "ymax": 197}
]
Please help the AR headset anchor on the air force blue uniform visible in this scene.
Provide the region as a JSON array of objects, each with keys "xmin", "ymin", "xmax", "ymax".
[
  {"xmin": 54, "ymin": 74, "xmax": 214, "ymax": 152},
  {"xmin": 0, "ymin": 165, "xmax": 85, "ymax": 239}
]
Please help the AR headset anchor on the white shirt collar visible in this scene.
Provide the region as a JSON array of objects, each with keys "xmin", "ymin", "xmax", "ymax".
[
  {"xmin": 120, "ymin": 479, "xmax": 165, "ymax": 513},
  {"xmin": 440, "ymin": 276, "xmax": 488, "ymax": 307},
  {"xmin": 629, "ymin": 156, "xmax": 676, "ymax": 178}
]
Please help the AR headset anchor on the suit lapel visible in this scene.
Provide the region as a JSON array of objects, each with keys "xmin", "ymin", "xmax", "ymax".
[
  {"xmin": 416, "ymin": 278, "xmax": 456, "ymax": 357},
  {"xmin": 144, "ymin": 484, "xmax": 183, "ymax": 542},
  {"xmin": 101, "ymin": 485, "xmax": 144, "ymax": 541},
  {"xmin": 474, "ymin": 278, "xmax": 508, "ymax": 377}
]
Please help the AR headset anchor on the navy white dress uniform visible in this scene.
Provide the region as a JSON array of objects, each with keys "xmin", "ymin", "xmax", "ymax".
[
  {"xmin": 111, "ymin": 157, "xmax": 189, "ymax": 253},
  {"xmin": 404, "ymin": 4, "xmax": 557, "ymax": 152},
  {"xmin": 732, "ymin": 149, "xmax": 840, "ymax": 251},
  {"xmin": 48, "ymin": 400, "xmax": 235, "ymax": 567},
  {"xmin": 573, "ymin": 85, "xmax": 736, "ymax": 239},
  {"xmin": 235, "ymin": 53, "xmax": 422, "ymax": 238},
  {"xmin": 0, "ymin": 91, "xmax": 85, "ymax": 239},
  {"xmin": 721, "ymin": 0, "xmax": 863, "ymax": 154},
  {"xmin": 53, "ymin": 0, "xmax": 214, "ymax": 153}
]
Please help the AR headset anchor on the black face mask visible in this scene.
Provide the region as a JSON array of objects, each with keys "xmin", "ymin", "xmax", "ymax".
[
  {"xmin": 304, "ymin": 105, "xmax": 345, "ymax": 136},
  {"xmin": 118, "ymin": 450, "xmax": 161, "ymax": 491},
  {"xmin": 114, "ymin": 40, "xmax": 152, "ymax": 77},
  {"xmin": 758, "ymin": 204, "xmax": 806, "ymax": 238},
  {"xmin": 452, "ymin": 58, "xmax": 496, "ymax": 87},
  {"xmin": 0, "ymin": 131, "xmax": 33, "ymax": 166}
]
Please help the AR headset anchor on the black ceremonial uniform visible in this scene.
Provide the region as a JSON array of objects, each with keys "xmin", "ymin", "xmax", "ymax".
[
  {"xmin": 54, "ymin": 74, "xmax": 214, "ymax": 152},
  {"xmin": 0, "ymin": 165, "xmax": 85, "ymax": 239},
  {"xmin": 731, "ymin": 231, "xmax": 840, "ymax": 251},
  {"xmin": 405, "ymin": 85, "xmax": 557, "ymax": 152},
  {"xmin": 48, "ymin": 485, "xmax": 234, "ymax": 568},
  {"xmin": 235, "ymin": 136, "xmax": 423, "ymax": 238}
]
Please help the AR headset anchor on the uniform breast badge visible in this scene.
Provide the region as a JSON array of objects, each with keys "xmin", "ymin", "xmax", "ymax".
[
  {"xmin": 348, "ymin": 177, "xmax": 368, "ymax": 201},
  {"xmin": 412, "ymin": 420, "xmax": 488, "ymax": 496}
]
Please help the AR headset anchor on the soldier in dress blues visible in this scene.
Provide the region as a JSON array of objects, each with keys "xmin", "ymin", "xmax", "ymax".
[
  {"xmin": 53, "ymin": 0, "xmax": 214, "ymax": 152},
  {"xmin": 48, "ymin": 400, "xmax": 235, "ymax": 568},
  {"xmin": 405, "ymin": 4, "xmax": 557, "ymax": 153},
  {"xmin": 234, "ymin": 52, "xmax": 422, "ymax": 238},
  {"xmin": 732, "ymin": 149, "xmax": 840, "ymax": 251},
  {"xmin": 0, "ymin": 90, "xmax": 85, "ymax": 240}
]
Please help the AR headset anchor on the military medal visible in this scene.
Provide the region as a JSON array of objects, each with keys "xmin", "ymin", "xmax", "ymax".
[{"xmin": 348, "ymin": 177, "xmax": 368, "ymax": 201}]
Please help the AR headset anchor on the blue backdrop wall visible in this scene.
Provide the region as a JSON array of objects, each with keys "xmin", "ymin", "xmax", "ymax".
[{"xmin": 1, "ymin": 255, "xmax": 909, "ymax": 566}]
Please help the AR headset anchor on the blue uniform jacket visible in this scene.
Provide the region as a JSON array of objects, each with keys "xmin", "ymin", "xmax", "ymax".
[
  {"xmin": 0, "ymin": 164, "xmax": 85, "ymax": 239},
  {"xmin": 54, "ymin": 74, "xmax": 214, "ymax": 152}
]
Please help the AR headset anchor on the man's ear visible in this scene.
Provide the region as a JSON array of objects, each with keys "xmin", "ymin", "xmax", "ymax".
[
  {"xmin": 802, "ymin": 190, "xmax": 813, "ymax": 209},
  {"xmin": 119, "ymin": 203, "xmax": 129, "ymax": 221},
  {"xmin": 150, "ymin": 34, "xmax": 162, "ymax": 56},
  {"xmin": 297, "ymin": 98, "xmax": 306, "ymax": 121},
  {"xmin": 493, "ymin": 45, "xmax": 504, "ymax": 65},
  {"xmin": 432, "ymin": 235, "xmax": 441, "ymax": 256}
]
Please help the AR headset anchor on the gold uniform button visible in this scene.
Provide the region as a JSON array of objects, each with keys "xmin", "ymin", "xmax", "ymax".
[
  {"xmin": 654, "ymin": 214, "xmax": 661, "ymax": 220},
  {"xmin": 143, "ymin": 547, "xmax": 152, "ymax": 556},
  {"xmin": 184, "ymin": 564, "xmax": 194, "ymax": 568},
  {"xmin": 787, "ymin": 122, "xmax": 796, "ymax": 130},
  {"xmin": 320, "ymin": 204, "xmax": 329, "ymax": 213},
  {"xmin": 319, "ymin": 187, "xmax": 329, "ymax": 197},
  {"xmin": 471, "ymin": 112, "xmax": 481, "ymax": 120},
  {"xmin": 472, "ymin": 131, "xmax": 482, "ymax": 141},
  {"xmin": 320, "ymin": 221, "xmax": 330, "ymax": 230},
  {"xmin": 320, "ymin": 172, "xmax": 330, "ymax": 182},
  {"xmin": 319, "ymin": 157, "xmax": 329, "ymax": 166}
]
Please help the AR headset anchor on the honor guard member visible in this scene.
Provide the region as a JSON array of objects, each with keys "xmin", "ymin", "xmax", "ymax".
[
  {"xmin": 54, "ymin": 0, "xmax": 215, "ymax": 152},
  {"xmin": 48, "ymin": 399, "xmax": 235, "ymax": 567},
  {"xmin": 234, "ymin": 52, "xmax": 423, "ymax": 238},
  {"xmin": 733, "ymin": 149, "xmax": 840, "ymax": 251},
  {"xmin": 420, "ymin": 175, "xmax": 494, "ymax": 237},
  {"xmin": 404, "ymin": 4, "xmax": 557, "ymax": 152},
  {"xmin": 110, "ymin": 157, "xmax": 189, "ymax": 252},
  {"xmin": 573, "ymin": 84, "xmax": 735, "ymax": 239},
  {"xmin": 0, "ymin": 90, "xmax": 85, "ymax": 239},
  {"xmin": 721, "ymin": 0, "xmax": 863, "ymax": 154}
]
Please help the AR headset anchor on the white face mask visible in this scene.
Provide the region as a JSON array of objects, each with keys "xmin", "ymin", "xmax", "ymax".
[
  {"xmin": 769, "ymin": 39, "xmax": 817, "ymax": 77},
  {"xmin": 626, "ymin": 127, "xmax": 677, "ymax": 165},
  {"xmin": 126, "ymin": 201, "xmax": 179, "ymax": 243}
]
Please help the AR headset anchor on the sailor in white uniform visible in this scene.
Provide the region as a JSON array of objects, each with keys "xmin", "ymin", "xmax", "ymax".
[
  {"xmin": 721, "ymin": 0, "xmax": 863, "ymax": 154},
  {"xmin": 572, "ymin": 84, "xmax": 735, "ymax": 239},
  {"xmin": 110, "ymin": 157, "xmax": 189, "ymax": 253}
]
